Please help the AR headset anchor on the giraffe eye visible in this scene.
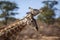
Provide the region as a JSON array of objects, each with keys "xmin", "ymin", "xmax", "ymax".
[{"xmin": 31, "ymin": 20, "xmax": 33, "ymax": 22}]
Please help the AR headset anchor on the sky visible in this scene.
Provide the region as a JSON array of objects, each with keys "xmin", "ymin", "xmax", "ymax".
[{"xmin": 1, "ymin": 0, "xmax": 60, "ymax": 19}]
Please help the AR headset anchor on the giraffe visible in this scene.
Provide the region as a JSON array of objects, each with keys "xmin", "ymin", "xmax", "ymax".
[{"xmin": 0, "ymin": 7, "xmax": 42, "ymax": 40}]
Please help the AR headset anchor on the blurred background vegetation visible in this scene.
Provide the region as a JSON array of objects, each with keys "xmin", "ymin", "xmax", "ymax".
[
  {"xmin": 37, "ymin": 0, "xmax": 60, "ymax": 25},
  {"xmin": 0, "ymin": 0, "xmax": 60, "ymax": 40},
  {"xmin": 0, "ymin": 0, "xmax": 60, "ymax": 26},
  {"xmin": 0, "ymin": 1, "xmax": 19, "ymax": 25}
]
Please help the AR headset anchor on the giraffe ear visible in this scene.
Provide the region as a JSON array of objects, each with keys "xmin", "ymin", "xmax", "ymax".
[
  {"xmin": 29, "ymin": 7, "xmax": 33, "ymax": 10},
  {"xmin": 29, "ymin": 7, "xmax": 32, "ymax": 9}
]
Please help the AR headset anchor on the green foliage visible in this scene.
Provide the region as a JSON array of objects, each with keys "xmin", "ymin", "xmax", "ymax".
[
  {"xmin": 0, "ymin": 1, "xmax": 18, "ymax": 11},
  {"xmin": 37, "ymin": 0, "xmax": 58, "ymax": 24},
  {"xmin": 38, "ymin": 6, "xmax": 55, "ymax": 24},
  {"xmin": 0, "ymin": 1, "xmax": 18, "ymax": 25},
  {"xmin": 42, "ymin": 1, "xmax": 58, "ymax": 8}
]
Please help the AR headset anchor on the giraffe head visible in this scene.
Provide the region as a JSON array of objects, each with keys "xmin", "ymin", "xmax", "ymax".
[
  {"xmin": 29, "ymin": 7, "xmax": 40, "ymax": 16},
  {"xmin": 29, "ymin": 7, "xmax": 43, "ymax": 16}
]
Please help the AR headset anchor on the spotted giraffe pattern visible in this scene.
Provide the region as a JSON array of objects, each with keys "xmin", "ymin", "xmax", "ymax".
[{"xmin": 0, "ymin": 7, "xmax": 42, "ymax": 37}]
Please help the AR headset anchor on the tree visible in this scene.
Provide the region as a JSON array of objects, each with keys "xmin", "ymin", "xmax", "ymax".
[
  {"xmin": 37, "ymin": 0, "xmax": 58, "ymax": 24},
  {"xmin": 0, "ymin": 1, "xmax": 18, "ymax": 25}
]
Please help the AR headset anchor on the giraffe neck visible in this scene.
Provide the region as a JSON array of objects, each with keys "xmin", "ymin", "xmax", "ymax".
[
  {"xmin": 0, "ymin": 8, "xmax": 39, "ymax": 37},
  {"xmin": 0, "ymin": 21, "xmax": 17, "ymax": 36},
  {"xmin": 0, "ymin": 14, "xmax": 32, "ymax": 36}
]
